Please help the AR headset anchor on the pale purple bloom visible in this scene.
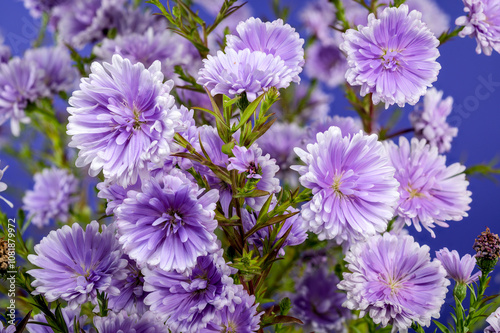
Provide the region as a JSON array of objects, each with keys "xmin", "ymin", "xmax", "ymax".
[
  {"xmin": 226, "ymin": 17, "xmax": 304, "ymax": 83},
  {"xmin": 292, "ymin": 126, "xmax": 399, "ymax": 244},
  {"xmin": 143, "ymin": 250, "xmax": 237, "ymax": 333},
  {"xmin": 27, "ymin": 221, "xmax": 127, "ymax": 309},
  {"xmin": 292, "ymin": 267, "xmax": 350, "ymax": 333},
  {"xmin": 0, "ymin": 162, "xmax": 13, "ymax": 208},
  {"xmin": 201, "ymin": 285, "xmax": 261, "ymax": 333},
  {"xmin": 456, "ymin": 0, "xmax": 500, "ymax": 55},
  {"xmin": 485, "ymin": 307, "xmax": 500, "ymax": 333},
  {"xmin": 410, "ymin": 88, "xmax": 458, "ymax": 154},
  {"xmin": 108, "ymin": 254, "xmax": 148, "ymax": 315},
  {"xmin": 198, "ymin": 48, "xmax": 293, "ymax": 102},
  {"xmin": 385, "ymin": 137, "xmax": 472, "ymax": 237},
  {"xmin": 116, "ymin": 169, "xmax": 219, "ymax": 273},
  {"xmin": 93, "ymin": 310, "xmax": 168, "ymax": 333},
  {"xmin": 300, "ymin": 0, "xmax": 336, "ymax": 41},
  {"xmin": 25, "ymin": 46, "xmax": 78, "ymax": 95},
  {"xmin": 22, "ymin": 168, "xmax": 78, "ymax": 228},
  {"xmin": 228, "ymin": 145, "xmax": 262, "ymax": 179},
  {"xmin": 307, "ymin": 115, "xmax": 363, "ymax": 143},
  {"xmin": 305, "ymin": 39, "xmax": 348, "ymax": 88},
  {"xmin": 435, "ymin": 248, "xmax": 481, "ymax": 284},
  {"xmin": 341, "ymin": 5, "xmax": 441, "ymax": 108},
  {"xmin": 0, "ymin": 57, "xmax": 46, "ymax": 136},
  {"xmin": 97, "ymin": 178, "xmax": 142, "ymax": 216},
  {"xmin": 23, "ymin": 0, "xmax": 70, "ymax": 18},
  {"xmin": 27, "ymin": 307, "xmax": 87, "ymax": 333},
  {"xmin": 67, "ymin": 54, "xmax": 181, "ymax": 187},
  {"xmin": 338, "ymin": 233, "xmax": 450, "ymax": 332}
]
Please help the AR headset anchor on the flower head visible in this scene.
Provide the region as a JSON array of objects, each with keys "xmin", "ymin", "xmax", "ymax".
[
  {"xmin": 67, "ymin": 54, "xmax": 181, "ymax": 187},
  {"xmin": 338, "ymin": 233, "xmax": 450, "ymax": 331},
  {"xmin": 226, "ymin": 17, "xmax": 304, "ymax": 83},
  {"xmin": 485, "ymin": 307, "xmax": 500, "ymax": 333},
  {"xmin": 410, "ymin": 88, "xmax": 458, "ymax": 153},
  {"xmin": 456, "ymin": 0, "xmax": 500, "ymax": 55},
  {"xmin": 93, "ymin": 310, "xmax": 167, "ymax": 333},
  {"xmin": 143, "ymin": 250, "xmax": 237, "ymax": 333},
  {"xmin": 473, "ymin": 227, "xmax": 500, "ymax": 273},
  {"xmin": 23, "ymin": 168, "xmax": 79, "ymax": 228},
  {"xmin": 23, "ymin": 0, "xmax": 70, "ymax": 18},
  {"xmin": 385, "ymin": 137, "xmax": 472, "ymax": 237},
  {"xmin": 306, "ymin": 115, "xmax": 363, "ymax": 144},
  {"xmin": 341, "ymin": 5, "xmax": 441, "ymax": 108},
  {"xmin": 228, "ymin": 145, "xmax": 262, "ymax": 179},
  {"xmin": 305, "ymin": 38, "xmax": 348, "ymax": 88},
  {"xmin": 292, "ymin": 126, "xmax": 399, "ymax": 245},
  {"xmin": 27, "ymin": 221, "xmax": 127, "ymax": 309},
  {"xmin": 435, "ymin": 248, "xmax": 481, "ymax": 284},
  {"xmin": 198, "ymin": 49, "xmax": 293, "ymax": 102},
  {"xmin": 116, "ymin": 169, "xmax": 219, "ymax": 273},
  {"xmin": 27, "ymin": 307, "xmax": 87, "ymax": 333}
]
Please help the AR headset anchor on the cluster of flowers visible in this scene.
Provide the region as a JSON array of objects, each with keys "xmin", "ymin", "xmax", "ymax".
[{"xmin": 0, "ymin": 0, "xmax": 500, "ymax": 332}]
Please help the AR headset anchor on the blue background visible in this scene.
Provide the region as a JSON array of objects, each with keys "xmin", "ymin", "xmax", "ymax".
[{"xmin": 0, "ymin": 0, "xmax": 499, "ymax": 317}]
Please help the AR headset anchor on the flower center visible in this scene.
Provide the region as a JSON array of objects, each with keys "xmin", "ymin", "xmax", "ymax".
[
  {"xmin": 247, "ymin": 161, "xmax": 259, "ymax": 176},
  {"xmin": 406, "ymin": 186, "xmax": 425, "ymax": 199},
  {"xmin": 222, "ymin": 321, "xmax": 238, "ymax": 332},
  {"xmin": 381, "ymin": 49, "xmax": 402, "ymax": 71},
  {"xmin": 132, "ymin": 107, "xmax": 144, "ymax": 130},
  {"xmin": 332, "ymin": 174, "xmax": 344, "ymax": 197}
]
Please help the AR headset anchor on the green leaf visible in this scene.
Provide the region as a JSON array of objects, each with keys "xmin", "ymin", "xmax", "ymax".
[
  {"xmin": 433, "ymin": 320, "xmax": 451, "ymax": 333},
  {"xmin": 234, "ymin": 93, "xmax": 266, "ymax": 132}
]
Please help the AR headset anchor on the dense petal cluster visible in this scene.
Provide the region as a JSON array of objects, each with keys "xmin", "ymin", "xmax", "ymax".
[
  {"xmin": 292, "ymin": 267, "xmax": 350, "ymax": 333},
  {"xmin": 143, "ymin": 250, "xmax": 237, "ymax": 333},
  {"xmin": 435, "ymin": 248, "xmax": 481, "ymax": 284},
  {"xmin": 305, "ymin": 39, "xmax": 347, "ymax": 88},
  {"xmin": 27, "ymin": 221, "xmax": 127, "ymax": 309},
  {"xmin": 23, "ymin": 168, "xmax": 79, "ymax": 228},
  {"xmin": 410, "ymin": 88, "xmax": 458, "ymax": 153},
  {"xmin": 226, "ymin": 17, "xmax": 304, "ymax": 83},
  {"xmin": 67, "ymin": 54, "xmax": 181, "ymax": 187},
  {"xmin": 116, "ymin": 169, "xmax": 219, "ymax": 273},
  {"xmin": 341, "ymin": 5, "xmax": 441, "ymax": 108},
  {"xmin": 97, "ymin": 178, "xmax": 142, "ymax": 215},
  {"xmin": 456, "ymin": 0, "xmax": 500, "ymax": 55},
  {"xmin": 385, "ymin": 137, "xmax": 472, "ymax": 237},
  {"xmin": 26, "ymin": 308, "xmax": 87, "ymax": 333},
  {"xmin": 338, "ymin": 233, "xmax": 450, "ymax": 331},
  {"xmin": 93, "ymin": 311, "xmax": 168, "ymax": 333},
  {"xmin": 228, "ymin": 145, "xmax": 262, "ymax": 179},
  {"xmin": 292, "ymin": 126, "xmax": 399, "ymax": 244},
  {"xmin": 485, "ymin": 307, "xmax": 500, "ymax": 333}
]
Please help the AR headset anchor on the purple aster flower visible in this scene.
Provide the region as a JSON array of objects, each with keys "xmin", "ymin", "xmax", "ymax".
[
  {"xmin": 338, "ymin": 233, "xmax": 450, "ymax": 331},
  {"xmin": 0, "ymin": 323, "xmax": 14, "ymax": 333},
  {"xmin": 97, "ymin": 178, "xmax": 142, "ymax": 216},
  {"xmin": 410, "ymin": 88, "xmax": 458, "ymax": 154},
  {"xmin": 300, "ymin": 0, "xmax": 336, "ymax": 41},
  {"xmin": 456, "ymin": 0, "xmax": 500, "ymax": 55},
  {"xmin": 27, "ymin": 221, "xmax": 127, "ymax": 309},
  {"xmin": 226, "ymin": 17, "xmax": 304, "ymax": 83},
  {"xmin": 385, "ymin": 137, "xmax": 472, "ymax": 237},
  {"xmin": 0, "ymin": 162, "xmax": 13, "ymax": 208},
  {"xmin": 27, "ymin": 307, "xmax": 87, "ymax": 333},
  {"xmin": 143, "ymin": 250, "xmax": 237, "ymax": 333},
  {"xmin": 201, "ymin": 285, "xmax": 262, "ymax": 333},
  {"xmin": 116, "ymin": 168, "xmax": 219, "ymax": 273},
  {"xmin": 305, "ymin": 38, "xmax": 348, "ymax": 88},
  {"xmin": 0, "ymin": 34, "xmax": 11, "ymax": 64},
  {"xmin": 22, "ymin": 168, "xmax": 79, "ymax": 228},
  {"xmin": 486, "ymin": 307, "xmax": 500, "ymax": 333},
  {"xmin": 198, "ymin": 48, "xmax": 293, "ymax": 102},
  {"xmin": 94, "ymin": 310, "xmax": 168, "ymax": 333},
  {"xmin": 292, "ymin": 266, "xmax": 350, "ymax": 333},
  {"xmin": 341, "ymin": 5, "xmax": 441, "ymax": 108},
  {"xmin": 67, "ymin": 54, "xmax": 182, "ymax": 187},
  {"xmin": 306, "ymin": 115, "xmax": 363, "ymax": 144},
  {"xmin": 228, "ymin": 145, "xmax": 262, "ymax": 179},
  {"xmin": 23, "ymin": 0, "xmax": 70, "ymax": 18},
  {"xmin": 435, "ymin": 248, "xmax": 481, "ymax": 285},
  {"xmin": 0, "ymin": 57, "xmax": 46, "ymax": 136},
  {"xmin": 108, "ymin": 254, "xmax": 148, "ymax": 315},
  {"xmin": 292, "ymin": 126, "xmax": 399, "ymax": 244},
  {"xmin": 25, "ymin": 46, "xmax": 78, "ymax": 95}
]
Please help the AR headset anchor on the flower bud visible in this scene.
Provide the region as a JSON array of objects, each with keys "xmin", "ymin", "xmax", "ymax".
[
  {"xmin": 453, "ymin": 283, "xmax": 467, "ymax": 303},
  {"xmin": 473, "ymin": 227, "xmax": 500, "ymax": 274}
]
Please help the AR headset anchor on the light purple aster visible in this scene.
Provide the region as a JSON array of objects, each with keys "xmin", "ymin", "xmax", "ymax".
[
  {"xmin": 23, "ymin": 0, "xmax": 70, "ymax": 18},
  {"xmin": 143, "ymin": 250, "xmax": 237, "ymax": 333},
  {"xmin": 292, "ymin": 266, "xmax": 350, "ymax": 333},
  {"xmin": 0, "ymin": 57, "xmax": 47, "ymax": 136},
  {"xmin": 292, "ymin": 126, "xmax": 399, "ymax": 244},
  {"xmin": 410, "ymin": 88, "xmax": 458, "ymax": 154},
  {"xmin": 27, "ymin": 221, "xmax": 127, "ymax": 309},
  {"xmin": 94, "ymin": 310, "xmax": 168, "ymax": 333},
  {"xmin": 226, "ymin": 17, "xmax": 304, "ymax": 83},
  {"xmin": 0, "ymin": 162, "xmax": 13, "ymax": 208},
  {"xmin": 97, "ymin": 178, "xmax": 142, "ymax": 216},
  {"xmin": 456, "ymin": 0, "xmax": 500, "ymax": 55},
  {"xmin": 305, "ymin": 38, "xmax": 348, "ymax": 88},
  {"xmin": 341, "ymin": 5, "xmax": 441, "ymax": 108},
  {"xmin": 486, "ymin": 307, "xmax": 500, "ymax": 333},
  {"xmin": 300, "ymin": 0, "xmax": 336, "ymax": 41},
  {"xmin": 435, "ymin": 248, "xmax": 481, "ymax": 285},
  {"xmin": 201, "ymin": 285, "xmax": 262, "ymax": 333},
  {"xmin": 26, "ymin": 307, "xmax": 87, "ymax": 333},
  {"xmin": 306, "ymin": 115, "xmax": 363, "ymax": 144},
  {"xmin": 385, "ymin": 137, "xmax": 472, "ymax": 237},
  {"xmin": 0, "ymin": 323, "xmax": 15, "ymax": 333},
  {"xmin": 22, "ymin": 168, "xmax": 79, "ymax": 228},
  {"xmin": 228, "ymin": 145, "xmax": 263, "ymax": 179},
  {"xmin": 198, "ymin": 48, "xmax": 293, "ymax": 102},
  {"xmin": 24, "ymin": 46, "xmax": 78, "ymax": 95},
  {"xmin": 338, "ymin": 233, "xmax": 450, "ymax": 332},
  {"xmin": 67, "ymin": 54, "xmax": 181, "ymax": 187},
  {"xmin": 108, "ymin": 254, "xmax": 148, "ymax": 315},
  {"xmin": 116, "ymin": 168, "xmax": 219, "ymax": 273}
]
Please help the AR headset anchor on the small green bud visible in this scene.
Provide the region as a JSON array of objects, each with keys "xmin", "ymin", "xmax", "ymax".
[
  {"xmin": 279, "ymin": 297, "xmax": 291, "ymax": 316},
  {"xmin": 453, "ymin": 283, "xmax": 467, "ymax": 303}
]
